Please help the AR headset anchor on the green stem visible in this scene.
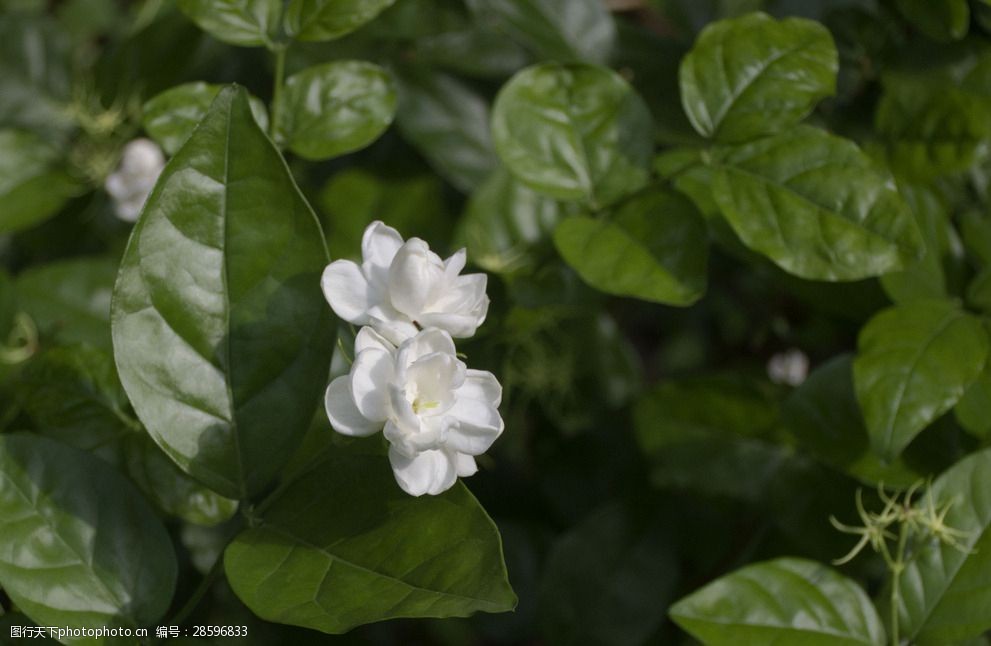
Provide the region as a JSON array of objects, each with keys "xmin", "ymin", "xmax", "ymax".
[
  {"xmin": 889, "ymin": 522, "xmax": 910, "ymax": 646},
  {"xmin": 169, "ymin": 554, "xmax": 225, "ymax": 626},
  {"xmin": 270, "ymin": 46, "xmax": 287, "ymax": 140}
]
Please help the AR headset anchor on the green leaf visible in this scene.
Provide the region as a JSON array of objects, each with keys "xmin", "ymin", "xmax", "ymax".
[
  {"xmin": 710, "ymin": 125, "xmax": 923, "ymax": 281},
  {"xmin": 0, "ymin": 129, "xmax": 76, "ymax": 234},
  {"xmin": 395, "ymin": 66, "xmax": 497, "ymax": 193},
  {"xmin": 112, "ymin": 85, "xmax": 334, "ymax": 500},
  {"xmin": 875, "ymin": 75, "xmax": 991, "ymax": 179},
  {"xmin": 898, "ymin": 448, "xmax": 991, "ymax": 643},
  {"xmin": 955, "ymin": 360, "xmax": 991, "ymax": 438},
  {"xmin": 537, "ymin": 504, "xmax": 676, "ymax": 646},
  {"xmin": 853, "ymin": 299, "xmax": 989, "ymax": 461},
  {"xmin": 224, "ymin": 438, "xmax": 516, "ymax": 633},
  {"xmin": 454, "ymin": 167, "xmax": 576, "ymax": 275},
  {"xmin": 880, "ymin": 179, "xmax": 949, "ymax": 303},
  {"xmin": 783, "ymin": 354, "xmax": 922, "ymax": 488},
  {"xmin": 552, "ymin": 188, "xmax": 708, "ymax": 305},
  {"xmin": 492, "ymin": 62, "xmax": 653, "ymax": 206},
  {"xmin": 464, "ymin": 0, "xmax": 616, "ymax": 65},
  {"xmin": 670, "ymin": 557, "xmax": 885, "ymax": 645},
  {"xmin": 143, "ymin": 82, "xmax": 269, "ymax": 155},
  {"xmin": 275, "ymin": 61, "xmax": 396, "ymax": 160},
  {"xmin": 678, "ymin": 12, "xmax": 838, "ymax": 143},
  {"xmin": 0, "ymin": 433, "xmax": 177, "ymax": 631},
  {"xmin": 414, "ymin": 17, "xmax": 530, "ymax": 79},
  {"xmin": 893, "ymin": 0, "xmax": 969, "ymax": 42},
  {"xmin": 16, "ymin": 256, "xmax": 117, "ymax": 351},
  {"xmin": 285, "ymin": 0, "xmax": 396, "ymax": 42},
  {"xmin": 176, "ymin": 0, "xmax": 280, "ymax": 47}
]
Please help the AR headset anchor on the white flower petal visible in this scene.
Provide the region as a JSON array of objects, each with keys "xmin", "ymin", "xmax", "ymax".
[
  {"xmin": 388, "ymin": 446, "xmax": 457, "ymax": 496},
  {"xmin": 446, "ymin": 398, "xmax": 503, "ymax": 455},
  {"xmin": 325, "ymin": 376, "xmax": 379, "ymax": 437},
  {"xmin": 354, "ymin": 326, "xmax": 394, "ymax": 354},
  {"xmin": 406, "ymin": 352, "xmax": 466, "ymax": 413},
  {"xmin": 321, "ymin": 260, "xmax": 373, "ymax": 325},
  {"xmin": 349, "ymin": 348, "xmax": 394, "ymax": 422},
  {"xmin": 361, "ymin": 220, "xmax": 404, "ymax": 275},
  {"xmin": 457, "ymin": 369, "xmax": 502, "ymax": 407},
  {"xmin": 388, "ymin": 239, "xmax": 445, "ymax": 318},
  {"xmin": 417, "ymin": 311, "xmax": 483, "ymax": 339},
  {"xmin": 455, "ymin": 453, "xmax": 478, "ymax": 477},
  {"xmin": 423, "ymin": 274, "xmax": 489, "ymax": 337},
  {"xmin": 396, "ymin": 328, "xmax": 457, "ymax": 368},
  {"xmin": 444, "ymin": 248, "xmax": 467, "ymax": 278},
  {"xmin": 368, "ymin": 315, "xmax": 418, "ymax": 347}
]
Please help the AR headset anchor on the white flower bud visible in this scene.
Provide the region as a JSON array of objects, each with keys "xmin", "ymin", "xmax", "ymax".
[
  {"xmin": 104, "ymin": 138, "xmax": 165, "ymax": 222},
  {"xmin": 767, "ymin": 348, "xmax": 810, "ymax": 386}
]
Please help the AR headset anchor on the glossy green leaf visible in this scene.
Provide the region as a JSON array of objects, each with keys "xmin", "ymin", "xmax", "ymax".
[
  {"xmin": 285, "ymin": 0, "xmax": 396, "ymax": 42},
  {"xmin": 0, "ymin": 433, "xmax": 177, "ymax": 631},
  {"xmin": 679, "ymin": 12, "xmax": 838, "ymax": 143},
  {"xmin": 276, "ymin": 61, "xmax": 396, "ymax": 160},
  {"xmin": 112, "ymin": 85, "xmax": 334, "ymax": 500},
  {"xmin": 783, "ymin": 354, "xmax": 921, "ymax": 488},
  {"xmin": 414, "ymin": 19, "xmax": 530, "ymax": 79},
  {"xmin": 176, "ymin": 0, "xmax": 280, "ymax": 47},
  {"xmin": 955, "ymin": 360, "xmax": 991, "ymax": 438},
  {"xmin": 492, "ymin": 62, "xmax": 653, "ymax": 206},
  {"xmin": 224, "ymin": 439, "xmax": 516, "ymax": 633},
  {"xmin": 553, "ymin": 188, "xmax": 707, "ymax": 305},
  {"xmin": 670, "ymin": 557, "xmax": 885, "ymax": 645},
  {"xmin": 893, "ymin": 0, "xmax": 969, "ymax": 41},
  {"xmin": 464, "ymin": 0, "xmax": 615, "ymax": 65},
  {"xmin": 395, "ymin": 67, "xmax": 496, "ymax": 193},
  {"xmin": 143, "ymin": 82, "xmax": 269, "ymax": 155},
  {"xmin": 0, "ymin": 129, "xmax": 76, "ymax": 234},
  {"xmin": 853, "ymin": 299, "xmax": 989, "ymax": 461},
  {"xmin": 711, "ymin": 125, "xmax": 923, "ymax": 281},
  {"xmin": 537, "ymin": 504, "xmax": 676, "ymax": 646},
  {"xmin": 880, "ymin": 179, "xmax": 949, "ymax": 303},
  {"xmin": 898, "ymin": 448, "xmax": 991, "ymax": 643},
  {"xmin": 454, "ymin": 167, "xmax": 575, "ymax": 275},
  {"xmin": 16, "ymin": 256, "xmax": 116, "ymax": 351}
]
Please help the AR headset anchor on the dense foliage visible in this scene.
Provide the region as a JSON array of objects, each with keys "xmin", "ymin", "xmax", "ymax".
[{"xmin": 2, "ymin": 0, "xmax": 991, "ymax": 644}]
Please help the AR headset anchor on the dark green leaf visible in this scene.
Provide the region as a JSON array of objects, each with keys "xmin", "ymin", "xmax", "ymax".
[
  {"xmin": 492, "ymin": 62, "xmax": 653, "ymax": 206},
  {"xmin": 177, "ymin": 0, "xmax": 280, "ymax": 47},
  {"xmin": 880, "ymin": 179, "xmax": 949, "ymax": 303},
  {"xmin": 893, "ymin": 0, "xmax": 969, "ymax": 41},
  {"xmin": 414, "ymin": 18, "xmax": 530, "ymax": 79},
  {"xmin": 143, "ymin": 82, "xmax": 270, "ymax": 155},
  {"xmin": 285, "ymin": 0, "xmax": 396, "ymax": 42},
  {"xmin": 711, "ymin": 125, "xmax": 923, "ymax": 281},
  {"xmin": 552, "ymin": 188, "xmax": 708, "ymax": 305},
  {"xmin": 112, "ymin": 85, "xmax": 334, "ymax": 499},
  {"xmin": 224, "ymin": 439, "xmax": 516, "ymax": 633},
  {"xmin": 966, "ymin": 266, "xmax": 991, "ymax": 314},
  {"xmin": 395, "ymin": 67, "xmax": 496, "ymax": 193},
  {"xmin": 16, "ymin": 256, "xmax": 117, "ymax": 351},
  {"xmin": 679, "ymin": 12, "xmax": 837, "ymax": 143},
  {"xmin": 853, "ymin": 299, "xmax": 989, "ymax": 461},
  {"xmin": 464, "ymin": 0, "xmax": 615, "ymax": 65},
  {"xmin": 955, "ymin": 360, "xmax": 991, "ymax": 439},
  {"xmin": 670, "ymin": 557, "xmax": 886, "ymax": 645},
  {"xmin": 0, "ymin": 433, "xmax": 177, "ymax": 631},
  {"xmin": 276, "ymin": 61, "xmax": 396, "ymax": 160},
  {"xmin": 537, "ymin": 504, "xmax": 676, "ymax": 646},
  {"xmin": 898, "ymin": 448, "xmax": 991, "ymax": 643},
  {"xmin": 0, "ymin": 129, "xmax": 77, "ymax": 234}
]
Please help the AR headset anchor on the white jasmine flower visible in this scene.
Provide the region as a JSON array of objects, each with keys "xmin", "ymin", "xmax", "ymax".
[
  {"xmin": 767, "ymin": 348, "xmax": 810, "ymax": 386},
  {"xmin": 321, "ymin": 221, "xmax": 489, "ymax": 345},
  {"xmin": 104, "ymin": 138, "xmax": 165, "ymax": 222},
  {"xmin": 326, "ymin": 327, "xmax": 504, "ymax": 496}
]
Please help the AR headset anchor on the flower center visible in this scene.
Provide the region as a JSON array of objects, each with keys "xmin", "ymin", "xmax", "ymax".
[{"xmin": 412, "ymin": 397, "xmax": 440, "ymax": 415}]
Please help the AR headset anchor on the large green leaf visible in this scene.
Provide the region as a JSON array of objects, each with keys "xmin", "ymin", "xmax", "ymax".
[
  {"xmin": 0, "ymin": 433, "xmax": 177, "ymax": 632},
  {"xmin": 16, "ymin": 256, "xmax": 117, "ymax": 351},
  {"xmin": 880, "ymin": 179, "xmax": 949, "ymax": 303},
  {"xmin": 537, "ymin": 504, "xmax": 676, "ymax": 646},
  {"xmin": 455, "ymin": 167, "xmax": 575, "ymax": 275},
  {"xmin": 893, "ymin": 0, "xmax": 969, "ymax": 41},
  {"xmin": 285, "ymin": 0, "xmax": 396, "ymax": 42},
  {"xmin": 898, "ymin": 448, "xmax": 991, "ymax": 644},
  {"xmin": 955, "ymin": 359, "xmax": 991, "ymax": 438},
  {"xmin": 491, "ymin": 62, "xmax": 653, "ymax": 207},
  {"xmin": 679, "ymin": 12, "xmax": 837, "ymax": 143},
  {"xmin": 18, "ymin": 345, "xmax": 238, "ymax": 526},
  {"xmin": 177, "ymin": 0, "xmax": 280, "ymax": 47},
  {"xmin": 112, "ymin": 85, "xmax": 334, "ymax": 500},
  {"xmin": 143, "ymin": 82, "xmax": 269, "ymax": 155},
  {"xmin": 670, "ymin": 557, "xmax": 886, "ymax": 645},
  {"xmin": 464, "ymin": 0, "xmax": 615, "ymax": 65},
  {"xmin": 224, "ymin": 438, "xmax": 516, "ymax": 633},
  {"xmin": 552, "ymin": 188, "xmax": 707, "ymax": 305},
  {"xmin": 711, "ymin": 125, "xmax": 923, "ymax": 281},
  {"xmin": 395, "ymin": 67, "xmax": 496, "ymax": 193},
  {"xmin": 853, "ymin": 300, "xmax": 989, "ymax": 461},
  {"xmin": 0, "ymin": 129, "xmax": 77, "ymax": 234},
  {"xmin": 275, "ymin": 61, "xmax": 396, "ymax": 160}
]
